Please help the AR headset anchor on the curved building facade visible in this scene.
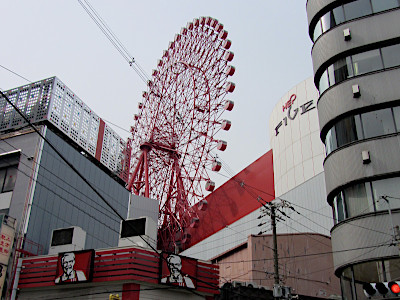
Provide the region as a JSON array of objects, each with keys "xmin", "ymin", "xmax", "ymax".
[
  {"xmin": 269, "ymin": 77, "xmax": 333, "ymax": 236},
  {"xmin": 307, "ymin": 0, "xmax": 400, "ymax": 299}
]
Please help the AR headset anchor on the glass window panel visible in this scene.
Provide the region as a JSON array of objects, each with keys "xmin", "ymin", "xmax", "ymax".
[
  {"xmin": 352, "ymin": 49, "xmax": 383, "ymax": 76},
  {"xmin": 384, "ymin": 258, "xmax": 400, "ymax": 281},
  {"xmin": 393, "ymin": 106, "xmax": 400, "ymax": 131},
  {"xmin": 344, "ymin": 0, "xmax": 372, "ymax": 20},
  {"xmin": 313, "ymin": 19, "xmax": 323, "ymax": 42},
  {"xmin": 327, "ymin": 65, "xmax": 335, "ymax": 86},
  {"xmin": 319, "ymin": 69, "xmax": 329, "ymax": 94},
  {"xmin": 325, "ymin": 126, "xmax": 337, "ymax": 155},
  {"xmin": 372, "ymin": 177, "xmax": 400, "ymax": 210},
  {"xmin": 332, "ymin": 204, "xmax": 337, "ymax": 225},
  {"xmin": 371, "ymin": 0, "xmax": 399, "ymax": 13},
  {"xmin": 336, "ymin": 116, "xmax": 360, "ymax": 147},
  {"xmin": 332, "ymin": 6, "xmax": 345, "ymax": 25},
  {"xmin": 333, "ymin": 57, "xmax": 353, "ymax": 83},
  {"xmin": 0, "ymin": 169, "xmax": 6, "ymax": 192},
  {"xmin": 365, "ymin": 182, "xmax": 375, "ymax": 212},
  {"xmin": 336, "ymin": 192, "xmax": 346, "ymax": 222},
  {"xmin": 344, "ymin": 183, "xmax": 371, "ymax": 217},
  {"xmin": 381, "ymin": 44, "xmax": 400, "ymax": 68},
  {"xmin": 354, "ymin": 114, "xmax": 364, "ymax": 139},
  {"xmin": 353, "ymin": 261, "xmax": 384, "ymax": 283},
  {"xmin": 341, "ymin": 267, "xmax": 354, "ymax": 300},
  {"xmin": 3, "ymin": 166, "xmax": 18, "ymax": 192},
  {"xmin": 361, "ymin": 108, "xmax": 396, "ymax": 139},
  {"xmin": 320, "ymin": 11, "xmax": 333, "ymax": 32}
]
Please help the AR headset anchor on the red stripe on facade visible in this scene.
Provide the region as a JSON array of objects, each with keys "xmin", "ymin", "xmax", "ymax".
[
  {"xmin": 17, "ymin": 247, "xmax": 219, "ymax": 295},
  {"xmin": 184, "ymin": 150, "xmax": 275, "ymax": 248},
  {"xmin": 95, "ymin": 119, "xmax": 105, "ymax": 161}
]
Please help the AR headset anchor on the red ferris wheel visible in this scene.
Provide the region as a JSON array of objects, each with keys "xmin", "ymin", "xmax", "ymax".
[{"xmin": 127, "ymin": 16, "xmax": 235, "ymax": 252}]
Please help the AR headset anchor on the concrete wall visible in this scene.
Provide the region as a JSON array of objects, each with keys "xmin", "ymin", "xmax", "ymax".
[{"xmin": 214, "ymin": 234, "xmax": 340, "ymax": 299}]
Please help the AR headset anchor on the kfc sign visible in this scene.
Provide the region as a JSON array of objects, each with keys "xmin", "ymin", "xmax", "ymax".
[
  {"xmin": 55, "ymin": 250, "xmax": 94, "ymax": 284},
  {"xmin": 275, "ymin": 94, "xmax": 315, "ymax": 136},
  {"xmin": 160, "ymin": 253, "xmax": 197, "ymax": 289}
]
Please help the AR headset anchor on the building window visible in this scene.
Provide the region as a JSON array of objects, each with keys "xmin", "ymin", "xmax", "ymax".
[
  {"xmin": 0, "ymin": 166, "xmax": 18, "ymax": 193},
  {"xmin": 352, "ymin": 49, "xmax": 383, "ymax": 76},
  {"xmin": 371, "ymin": 0, "xmax": 400, "ymax": 13},
  {"xmin": 335, "ymin": 115, "xmax": 361, "ymax": 149},
  {"xmin": 344, "ymin": 182, "xmax": 371, "ymax": 218},
  {"xmin": 381, "ymin": 43, "xmax": 400, "ymax": 68},
  {"xmin": 324, "ymin": 105, "xmax": 400, "ymax": 156},
  {"xmin": 343, "ymin": 0, "xmax": 372, "ymax": 21},
  {"xmin": 311, "ymin": 0, "xmax": 400, "ymax": 42},
  {"xmin": 332, "ymin": 177, "xmax": 400, "ymax": 223},
  {"xmin": 340, "ymin": 267, "xmax": 354, "ymax": 300},
  {"xmin": 361, "ymin": 108, "xmax": 396, "ymax": 139},
  {"xmin": 339, "ymin": 259, "xmax": 400, "ymax": 300},
  {"xmin": 318, "ymin": 42, "xmax": 400, "ymax": 94}
]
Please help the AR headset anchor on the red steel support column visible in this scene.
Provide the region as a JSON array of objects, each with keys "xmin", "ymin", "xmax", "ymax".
[
  {"xmin": 143, "ymin": 147, "xmax": 150, "ymax": 198},
  {"xmin": 122, "ymin": 283, "xmax": 140, "ymax": 300}
]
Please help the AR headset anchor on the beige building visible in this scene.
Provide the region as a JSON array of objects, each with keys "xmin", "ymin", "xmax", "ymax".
[{"xmin": 212, "ymin": 233, "xmax": 340, "ymax": 299}]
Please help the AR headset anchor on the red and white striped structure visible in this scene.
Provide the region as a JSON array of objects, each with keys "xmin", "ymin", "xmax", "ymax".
[{"xmin": 17, "ymin": 246, "xmax": 219, "ymax": 299}]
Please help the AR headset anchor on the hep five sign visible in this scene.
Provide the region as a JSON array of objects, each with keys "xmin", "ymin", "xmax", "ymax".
[{"xmin": 274, "ymin": 94, "xmax": 315, "ymax": 136}]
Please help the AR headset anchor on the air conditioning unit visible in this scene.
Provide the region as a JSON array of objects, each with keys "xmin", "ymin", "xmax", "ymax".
[
  {"xmin": 118, "ymin": 216, "xmax": 157, "ymax": 250},
  {"xmin": 48, "ymin": 226, "xmax": 86, "ymax": 255}
]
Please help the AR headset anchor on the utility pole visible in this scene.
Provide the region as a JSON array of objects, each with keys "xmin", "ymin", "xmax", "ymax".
[
  {"xmin": 271, "ymin": 204, "xmax": 280, "ymax": 286},
  {"xmin": 269, "ymin": 201, "xmax": 292, "ymax": 299}
]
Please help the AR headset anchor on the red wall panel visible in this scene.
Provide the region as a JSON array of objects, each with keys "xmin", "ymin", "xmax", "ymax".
[{"xmin": 185, "ymin": 150, "xmax": 275, "ymax": 248}]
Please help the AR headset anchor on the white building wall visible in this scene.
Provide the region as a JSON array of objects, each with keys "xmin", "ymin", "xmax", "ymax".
[
  {"xmin": 182, "ymin": 173, "xmax": 333, "ymax": 261},
  {"xmin": 181, "ymin": 209, "xmax": 261, "ymax": 260},
  {"xmin": 269, "ymin": 77, "xmax": 324, "ymax": 197},
  {"xmin": 184, "ymin": 78, "xmax": 332, "ymax": 262}
]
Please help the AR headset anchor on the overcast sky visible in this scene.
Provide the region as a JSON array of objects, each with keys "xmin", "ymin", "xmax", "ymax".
[{"xmin": 0, "ymin": 1, "xmax": 314, "ymax": 187}]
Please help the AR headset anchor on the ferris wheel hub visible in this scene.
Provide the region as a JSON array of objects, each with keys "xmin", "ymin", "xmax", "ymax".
[{"xmin": 139, "ymin": 142, "xmax": 152, "ymax": 151}]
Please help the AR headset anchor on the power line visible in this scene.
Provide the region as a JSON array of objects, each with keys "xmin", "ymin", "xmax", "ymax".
[
  {"xmin": 0, "ymin": 67, "xmax": 133, "ymax": 138},
  {"xmin": 0, "ymin": 146, "xmax": 120, "ymax": 247},
  {"xmin": 0, "ymin": 68, "xmax": 219, "ymax": 293},
  {"xmin": 215, "ymin": 240, "xmax": 393, "ymax": 264},
  {"xmin": 78, "ymin": 0, "xmax": 150, "ymax": 83},
  {"xmin": 0, "ymin": 64, "xmax": 31, "ymax": 83}
]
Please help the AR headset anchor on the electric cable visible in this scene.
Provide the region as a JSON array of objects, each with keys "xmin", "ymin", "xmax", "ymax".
[
  {"xmin": 0, "ymin": 145, "xmax": 120, "ymax": 248},
  {"xmin": 214, "ymin": 240, "xmax": 393, "ymax": 265},
  {"xmin": 0, "ymin": 64, "xmax": 32, "ymax": 83},
  {"xmin": 0, "ymin": 74, "xmax": 220, "ymax": 294},
  {"xmin": 77, "ymin": 0, "xmax": 150, "ymax": 83}
]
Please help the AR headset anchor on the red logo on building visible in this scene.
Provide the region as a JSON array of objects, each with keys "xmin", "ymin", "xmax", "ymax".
[{"xmin": 282, "ymin": 94, "xmax": 296, "ymax": 112}]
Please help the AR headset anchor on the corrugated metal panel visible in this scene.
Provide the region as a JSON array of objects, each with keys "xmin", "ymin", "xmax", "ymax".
[{"xmin": 276, "ymin": 172, "xmax": 332, "ymax": 236}]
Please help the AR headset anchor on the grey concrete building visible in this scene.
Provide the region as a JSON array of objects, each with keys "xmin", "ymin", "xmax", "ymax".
[
  {"xmin": 307, "ymin": 0, "xmax": 400, "ymax": 299},
  {"xmin": 0, "ymin": 77, "xmax": 131, "ymax": 296}
]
